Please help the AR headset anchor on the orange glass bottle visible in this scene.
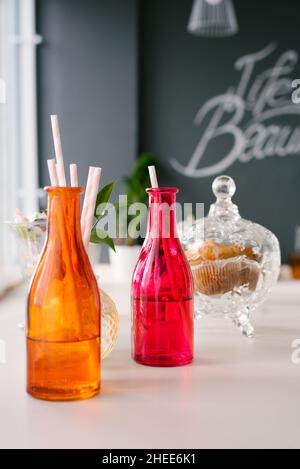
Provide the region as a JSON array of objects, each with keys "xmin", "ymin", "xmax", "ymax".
[{"xmin": 27, "ymin": 187, "xmax": 101, "ymax": 401}]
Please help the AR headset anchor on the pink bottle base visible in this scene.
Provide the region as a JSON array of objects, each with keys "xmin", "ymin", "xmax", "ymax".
[{"xmin": 133, "ymin": 354, "xmax": 193, "ymax": 368}]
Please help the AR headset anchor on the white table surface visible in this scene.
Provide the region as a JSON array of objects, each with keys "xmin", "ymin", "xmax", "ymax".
[{"xmin": 0, "ymin": 268, "xmax": 299, "ymax": 449}]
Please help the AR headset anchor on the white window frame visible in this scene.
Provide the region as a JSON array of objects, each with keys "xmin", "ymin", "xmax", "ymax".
[{"xmin": 1, "ymin": 0, "xmax": 41, "ymax": 272}]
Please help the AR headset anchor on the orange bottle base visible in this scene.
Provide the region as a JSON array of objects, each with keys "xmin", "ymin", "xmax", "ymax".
[
  {"xmin": 26, "ymin": 337, "xmax": 101, "ymax": 402},
  {"xmin": 27, "ymin": 384, "xmax": 100, "ymax": 402}
]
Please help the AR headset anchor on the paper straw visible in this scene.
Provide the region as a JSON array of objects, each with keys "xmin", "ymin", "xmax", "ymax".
[
  {"xmin": 82, "ymin": 167, "xmax": 102, "ymax": 250},
  {"xmin": 70, "ymin": 164, "xmax": 78, "ymax": 187},
  {"xmin": 148, "ymin": 165, "xmax": 159, "ymax": 188},
  {"xmin": 47, "ymin": 158, "xmax": 59, "ymax": 186},
  {"xmin": 81, "ymin": 167, "xmax": 96, "ymax": 228},
  {"xmin": 50, "ymin": 114, "xmax": 66, "ymax": 186},
  {"xmin": 147, "ymin": 166, "xmax": 181, "ymax": 308},
  {"xmin": 56, "ymin": 161, "xmax": 66, "ymax": 187}
]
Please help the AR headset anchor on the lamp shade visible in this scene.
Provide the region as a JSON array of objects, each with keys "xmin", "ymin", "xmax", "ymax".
[{"xmin": 188, "ymin": 0, "xmax": 239, "ymax": 37}]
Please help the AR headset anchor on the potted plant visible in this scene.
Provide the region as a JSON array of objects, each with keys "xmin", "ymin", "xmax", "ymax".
[{"xmin": 109, "ymin": 153, "xmax": 159, "ymax": 280}]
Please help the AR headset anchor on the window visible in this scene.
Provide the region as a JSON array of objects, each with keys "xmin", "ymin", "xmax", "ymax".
[{"xmin": 0, "ymin": 0, "xmax": 40, "ymax": 286}]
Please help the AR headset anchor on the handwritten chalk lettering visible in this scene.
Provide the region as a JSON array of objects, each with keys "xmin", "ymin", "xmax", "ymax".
[{"xmin": 171, "ymin": 44, "xmax": 300, "ymax": 178}]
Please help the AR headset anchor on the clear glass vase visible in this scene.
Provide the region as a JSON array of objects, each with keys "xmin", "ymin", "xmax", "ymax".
[{"xmin": 7, "ymin": 219, "xmax": 47, "ymax": 280}]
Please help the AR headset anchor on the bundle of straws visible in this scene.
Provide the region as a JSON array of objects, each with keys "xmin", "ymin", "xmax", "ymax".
[{"xmin": 47, "ymin": 114, "xmax": 101, "ymax": 251}]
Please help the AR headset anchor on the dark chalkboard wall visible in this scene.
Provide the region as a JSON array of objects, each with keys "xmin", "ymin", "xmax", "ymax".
[
  {"xmin": 139, "ymin": 0, "xmax": 300, "ymax": 261},
  {"xmin": 37, "ymin": 0, "xmax": 138, "ymax": 192},
  {"xmin": 36, "ymin": 0, "xmax": 300, "ymax": 261}
]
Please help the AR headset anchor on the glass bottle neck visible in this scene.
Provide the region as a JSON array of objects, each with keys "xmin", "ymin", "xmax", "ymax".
[
  {"xmin": 147, "ymin": 190, "xmax": 178, "ymax": 240},
  {"xmin": 47, "ymin": 188, "xmax": 83, "ymax": 243}
]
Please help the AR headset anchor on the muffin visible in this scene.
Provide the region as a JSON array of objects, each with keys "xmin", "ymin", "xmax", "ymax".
[{"xmin": 185, "ymin": 241, "xmax": 260, "ymax": 296}]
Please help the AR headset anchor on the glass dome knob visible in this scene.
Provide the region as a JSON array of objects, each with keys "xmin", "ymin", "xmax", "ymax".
[{"xmin": 212, "ymin": 175, "xmax": 236, "ymax": 201}]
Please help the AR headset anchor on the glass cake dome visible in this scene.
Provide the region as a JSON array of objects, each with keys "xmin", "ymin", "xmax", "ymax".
[{"xmin": 179, "ymin": 175, "xmax": 281, "ymax": 337}]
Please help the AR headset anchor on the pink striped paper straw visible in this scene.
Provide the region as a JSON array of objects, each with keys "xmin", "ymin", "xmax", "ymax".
[
  {"xmin": 70, "ymin": 164, "xmax": 78, "ymax": 187},
  {"xmin": 50, "ymin": 115, "xmax": 66, "ymax": 186},
  {"xmin": 56, "ymin": 161, "xmax": 66, "ymax": 187},
  {"xmin": 81, "ymin": 166, "xmax": 95, "ymax": 230},
  {"xmin": 82, "ymin": 167, "xmax": 102, "ymax": 250},
  {"xmin": 47, "ymin": 159, "xmax": 59, "ymax": 186},
  {"xmin": 148, "ymin": 165, "xmax": 159, "ymax": 188}
]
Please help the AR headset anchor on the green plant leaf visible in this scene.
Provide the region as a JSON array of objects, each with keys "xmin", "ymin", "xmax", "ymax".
[
  {"xmin": 94, "ymin": 181, "xmax": 115, "ymax": 218},
  {"xmin": 131, "ymin": 153, "xmax": 158, "ymax": 181},
  {"xmin": 90, "ymin": 227, "xmax": 116, "ymax": 252},
  {"xmin": 112, "ymin": 153, "xmax": 160, "ymax": 246}
]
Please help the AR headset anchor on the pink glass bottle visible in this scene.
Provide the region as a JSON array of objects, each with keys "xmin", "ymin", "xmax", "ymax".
[{"xmin": 132, "ymin": 187, "xmax": 194, "ymax": 367}]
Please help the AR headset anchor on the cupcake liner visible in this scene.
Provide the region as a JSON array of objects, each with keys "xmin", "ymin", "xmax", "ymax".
[{"xmin": 191, "ymin": 258, "xmax": 260, "ymax": 296}]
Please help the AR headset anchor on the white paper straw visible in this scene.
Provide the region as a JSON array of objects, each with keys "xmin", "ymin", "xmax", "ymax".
[
  {"xmin": 82, "ymin": 167, "xmax": 102, "ymax": 250},
  {"xmin": 81, "ymin": 167, "xmax": 95, "ymax": 229},
  {"xmin": 47, "ymin": 158, "xmax": 59, "ymax": 186},
  {"xmin": 148, "ymin": 165, "xmax": 159, "ymax": 188},
  {"xmin": 70, "ymin": 164, "xmax": 78, "ymax": 187},
  {"xmin": 50, "ymin": 114, "xmax": 66, "ymax": 186},
  {"xmin": 56, "ymin": 162, "xmax": 66, "ymax": 187}
]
